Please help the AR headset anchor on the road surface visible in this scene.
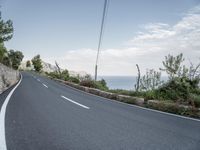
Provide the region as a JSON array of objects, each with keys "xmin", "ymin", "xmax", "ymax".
[{"xmin": 0, "ymin": 72, "xmax": 200, "ymax": 150}]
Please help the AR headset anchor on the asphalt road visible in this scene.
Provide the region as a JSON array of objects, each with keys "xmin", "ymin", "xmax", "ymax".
[{"xmin": 0, "ymin": 72, "xmax": 200, "ymax": 150}]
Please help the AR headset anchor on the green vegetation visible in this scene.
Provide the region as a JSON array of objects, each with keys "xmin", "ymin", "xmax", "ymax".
[
  {"xmin": 160, "ymin": 53, "xmax": 186, "ymax": 79},
  {"xmin": 0, "ymin": 43, "xmax": 7, "ymax": 62},
  {"xmin": 68, "ymin": 76, "xmax": 80, "ymax": 84},
  {"xmin": 139, "ymin": 69, "xmax": 163, "ymax": 91},
  {"xmin": 79, "ymin": 75, "xmax": 108, "ymax": 91},
  {"xmin": 47, "ymin": 70, "xmax": 108, "ymax": 91},
  {"xmin": 46, "ymin": 69, "xmax": 70, "ymax": 81},
  {"xmin": 31, "ymin": 55, "xmax": 43, "ymax": 72},
  {"xmin": 60, "ymin": 69, "xmax": 69, "ymax": 80},
  {"xmin": 8, "ymin": 50, "xmax": 24, "ymax": 69},
  {"xmin": 26, "ymin": 60, "xmax": 31, "ymax": 67},
  {"xmin": 0, "ymin": 12, "xmax": 23, "ymax": 70},
  {"xmin": 0, "ymin": 13, "xmax": 13, "ymax": 43},
  {"xmin": 112, "ymin": 54, "xmax": 200, "ymax": 110},
  {"xmin": 0, "ymin": 9, "xmax": 198, "ymax": 117},
  {"xmin": 46, "ymin": 69, "xmax": 79, "ymax": 84},
  {"xmin": 43, "ymin": 53, "xmax": 199, "ymax": 117},
  {"xmin": 46, "ymin": 53, "xmax": 200, "ymax": 110},
  {"xmin": 147, "ymin": 100, "xmax": 199, "ymax": 118}
]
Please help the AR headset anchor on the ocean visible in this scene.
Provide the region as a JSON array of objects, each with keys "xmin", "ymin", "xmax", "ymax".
[
  {"xmin": 98, "ymin": 76, "xmax": 137, "ymax": 90},
  {"xmin": 98, "ymin": 76, "xmax": 168, "ymax": 90}
]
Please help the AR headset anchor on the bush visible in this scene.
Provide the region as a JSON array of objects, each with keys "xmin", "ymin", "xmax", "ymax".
[
  {"xmin": 80, "ymin": 74, "xmax": 92, "ymax": 81},
  {"xmin": 79, "ymin": 74, "xmax": 95, "ymax": 88},
  {"xmin": 79, "ymin": 78, "xmax": 109, "ymax": 91},
  {"xmin": 60, "ymin": 70, "xmax": 69, "ymax": 81},
  {"xmin": 147, "ymin": 100, "xmax": 200, "ymax": 118},
  {"xmin": 139, "ymin": 69, "xmax": 163, "ymax": 91},
  {"xmin": 155, "ymin": 77, "xmax": 198, "ymax": 102},
  {"xmin": 80, "ymin": 80, "xmax": 96, "ymax": 88},
  {"xmin": 68, "ymin": 76, "xmax": 80, "ymax": 84},
  {"xmin": 46, "ymin": 71, "xmax": 60, "ymax": 79},
  {"xmin": 189, "ymin": 94, "xmax": 200, "ymax": 108},
  {"xmin": 143, "ymin": 90, "xmax": 157, "ymax": 101},
  {"xmin": 95, "ymin": 81, "xmax": 109, "ymax": 91}
]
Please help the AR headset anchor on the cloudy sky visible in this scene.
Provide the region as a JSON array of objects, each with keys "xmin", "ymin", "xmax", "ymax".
[{"xmin": 1, "ymin": 0, "xmax": 200, "ymax": 75}]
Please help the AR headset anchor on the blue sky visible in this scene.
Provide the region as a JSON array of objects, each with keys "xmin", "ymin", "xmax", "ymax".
[{"xmin": 1, "ymin": 0, "xmax": 200, "ymax": 75}]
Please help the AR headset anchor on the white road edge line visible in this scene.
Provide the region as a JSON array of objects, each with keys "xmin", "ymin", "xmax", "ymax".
[
  {"xmin": 61, "ymin": 95, "xmax": 90, "ymax": 109},
  {"xmin": 42, "ymin": 83, "xmax": 48, "ymax": 88},
  {"xmin": 59, "ymin": 82, "xmax": 200, "ymax": 122},
  {"xmin": 37, "ymin": 79, "xmax": 40, "ymax": 82},
  {"xmin": 0, "ymin": 74, "xmax": 22, "ymax": 150}
]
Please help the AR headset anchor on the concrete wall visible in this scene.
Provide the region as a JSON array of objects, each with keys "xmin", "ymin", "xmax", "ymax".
[{"xmin": 0, "ymin": 63, "xmax": 20, "ymax": 94}]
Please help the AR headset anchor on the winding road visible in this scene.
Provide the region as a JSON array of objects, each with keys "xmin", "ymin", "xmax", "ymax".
[{"xmin": 0, "ymin": 72, "xmax": 200, "ymax": 150}]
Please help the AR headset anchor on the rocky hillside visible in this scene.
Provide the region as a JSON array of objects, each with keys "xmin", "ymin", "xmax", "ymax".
[
  {"xmin": 20, "ymin": 61, "xmax": 57, "ymax": 72},
  {"xmin": 20, "ymin": 61, "xmax": 88, "ymax": 77},
  {"xmin": 0, "ymin": 63, "xmax": 20, "ymax": 93}
]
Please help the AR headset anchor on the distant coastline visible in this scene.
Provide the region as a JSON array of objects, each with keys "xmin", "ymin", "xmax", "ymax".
[{"xmin": 98, "ymin": 76, "xmax": 168, "ymax": 90}]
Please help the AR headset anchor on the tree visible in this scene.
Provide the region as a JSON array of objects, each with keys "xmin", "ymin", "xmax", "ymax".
[
  {"xmin": 0, "ymin": 11, "xmax": 14, "ymax": 67},
  {"xmin": 160, "ymin": 53, "xmax": 185, "ymax": 79},
  {"xmin": 26, "ymin": 60, "xmax": 31, "ymax": 67},
  {"xmin": 8, "ymin": 50, "xmax": 24, "ymax": 70},
  {"xmin": 0, "ymin": 12, "xmax": 14, "ymax": 43},
  {"xmin": 188, "ymin": 60, "xmax": 200, "ymax": 80},
  {"xmin": 31, "ymin": 55, "xmax": 43, "ymax": 72},
  {"xmin": 0, "ymin": 42, "xmax": 7, "ymax": 62},
  {"xmin": 139, "ymin": 69, "xmax": 163, "ymax": 91}
]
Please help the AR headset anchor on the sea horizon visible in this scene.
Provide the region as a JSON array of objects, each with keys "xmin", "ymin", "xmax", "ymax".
[{"xmin": 98, "ymin": 76, "xmax": 168, "ymax": 90}]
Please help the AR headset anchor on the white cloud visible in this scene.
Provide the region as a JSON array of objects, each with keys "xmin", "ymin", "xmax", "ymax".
[{"xmin": 44, "ymin": 5, "xmax": 200, "ymax": 76}]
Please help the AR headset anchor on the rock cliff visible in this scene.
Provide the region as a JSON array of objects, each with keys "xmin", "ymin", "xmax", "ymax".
[{"xmin": 0, "ymin": 63, "xmax": 20, "ymax": 94}]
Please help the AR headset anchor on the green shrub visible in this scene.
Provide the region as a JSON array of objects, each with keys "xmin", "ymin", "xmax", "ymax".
[
  {"xmin": 79, "ymin": 74, "xmax": 95, "ymax": 88},
  {"xmin": 80, "ymin": 74, "xmax": 92, "ymax": 81},
  {"xmin": 95, "ymin": 81, "xmax": 109, "ymax": 91},
  {"xmin": 60, "ymin": 70, "xmax": 69, "ymax": 81},
  {"xmin": 80, "ymin": 80, "xmax": 96, "ymax": 88},
  {"xmin": 190, "ymin": 88, "xmax": 200, "ymax": 95},
  {"xmin": 68, "ymin": 76, "xmax": 80, "ymax": 84},
  {"xmin": 79, "ymin": 78, "xmax": 109, "ymax": 91},
  {"xmin": 155, "ymin": 77, "xmax": 197, "ymax": 102},
  {"xmin": 46, "ymin": 71, "xmax": 60, "ymax": 79},
  {"xmin": 147, "ymin": 101, "xmax": 199, "ymax": 118},
  {"xmin": 189, "ymin": 94, "xmax": 200, "ymax": 108},
  {"xmin": 98, "ymin": 79, "xmax": 107, "ymax": 87},
  {"xmin": 139, "ymin": 69, "xmax": 163, "ymax": 91},
  {"xmin": 143, "ymin": 90, "xmax": 157, "ymax": 101}
]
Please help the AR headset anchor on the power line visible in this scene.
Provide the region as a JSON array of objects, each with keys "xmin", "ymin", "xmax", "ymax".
[{"xmin": 95, "ymin": 0, "xmax": 109, "ymax": 81}]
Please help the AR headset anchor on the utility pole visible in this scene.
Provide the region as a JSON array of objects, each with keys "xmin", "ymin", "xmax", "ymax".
[{"xmin": 95, "ymin": 0, "xmax": 109, "ymax": 81}]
